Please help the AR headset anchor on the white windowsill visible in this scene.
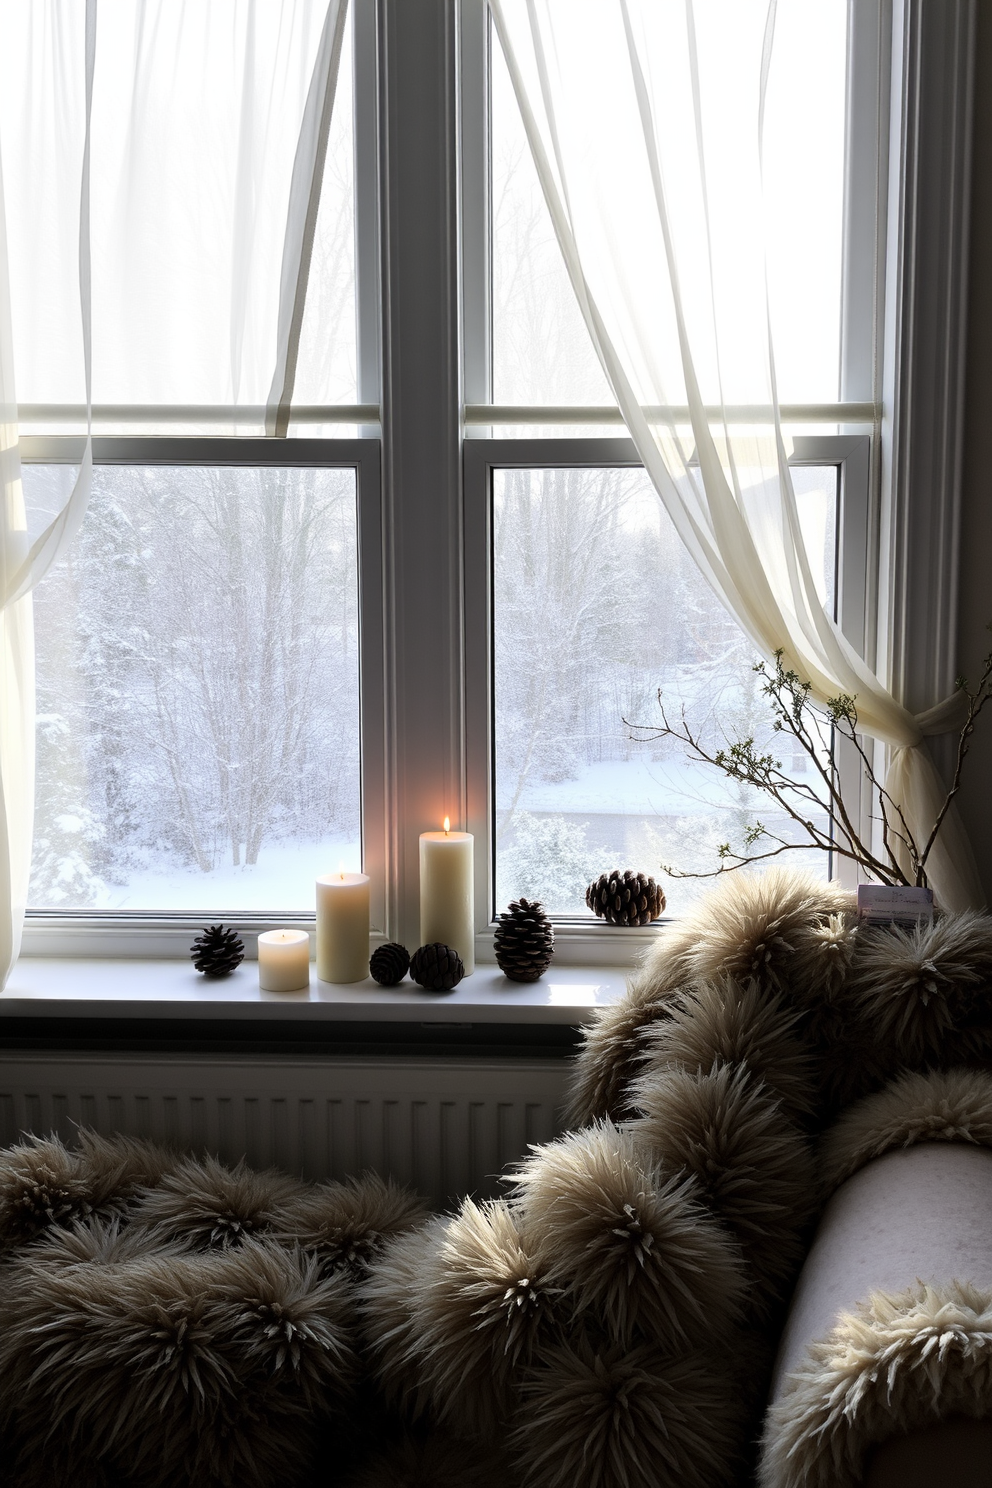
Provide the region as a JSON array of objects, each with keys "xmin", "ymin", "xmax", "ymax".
[{"xmin": 0, "ymin": 958, "xmax": 630, "ymax": 1025}]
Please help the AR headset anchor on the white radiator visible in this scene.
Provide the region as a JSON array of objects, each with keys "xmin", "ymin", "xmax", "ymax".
[{"xmin": 0, "ymin": 1053, "xmax": 570, "ymax": 1206}]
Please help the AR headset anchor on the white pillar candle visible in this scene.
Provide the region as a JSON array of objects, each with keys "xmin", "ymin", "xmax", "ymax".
[
  {"xmin": 316, "ymin": 871, "xmax": 371, "ymax": 983},
  {"xmin": 420, "ymin": 818, "xmax": 474, "ymax": 974},
  {"xmin": 257, "ymin": 929, "xmax": 311, "ymax": 992}
]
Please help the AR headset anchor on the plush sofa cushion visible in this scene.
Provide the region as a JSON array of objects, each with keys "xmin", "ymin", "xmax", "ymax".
[{"xmin": 761, "ymin": 1142, "xmax": 992, "ymax": 1488}]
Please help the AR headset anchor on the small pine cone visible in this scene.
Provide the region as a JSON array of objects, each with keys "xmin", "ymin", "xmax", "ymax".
[
  {"xmin": 585, "ymin": 871, "xmax": 666, "ymax": 927},
  {"xmin": 410, "ymin": 942, "xmax": 465, "ymax": 992},
  {"xmin": 494, "ymin": 899, "xmax": 554, "ymax": 982},
  {"xmin": 370, "ymin": 942, "xmax": 411, "ymax": 986},
  {"xmin": 190, "ymin": 924, "xmax": 245, "ymax": 976}
]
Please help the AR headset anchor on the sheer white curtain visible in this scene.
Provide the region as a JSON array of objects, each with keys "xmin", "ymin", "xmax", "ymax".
[
  {"xmin": 0, "ymin": 0, "xmax": 349, "ymax": 988},
  {"xmin": 490, "ymin": 0, "xmax": 983, "ymax": 911}
]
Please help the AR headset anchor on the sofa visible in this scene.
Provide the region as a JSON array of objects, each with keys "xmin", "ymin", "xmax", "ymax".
[{"xmin": 3, "ymin": 868, "xmax": 992, "ymax": 1486}]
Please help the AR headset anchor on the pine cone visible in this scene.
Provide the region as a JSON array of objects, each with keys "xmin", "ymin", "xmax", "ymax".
[
  {"xmin": 585, "ymin": 871, "xmax": 666, "ymax": 927},
  {"xmin": 190, "ymin": 924, "xmax": 245, "ymax": 976},
  {"xmin": 410, "ymin": 942, "xmax": 465, "ymax": 992},
  {"xmin": 494, "ymin": 899, "xmax": 554, "ymax": 982},
  {"xmin": 369, "ymin": 942, "xmax": 411, "ymax": 986}
]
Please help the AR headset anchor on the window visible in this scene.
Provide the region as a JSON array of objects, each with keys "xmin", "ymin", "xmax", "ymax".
[
  {"xmin": 468, "ymin": 0, "xmax": 875, "ymax": 930},
  {"xmin": 6, "ymin": 1, "xmax": 972, "ymax": 966},
  {"xmin": 468, "ymin": 435, "xmax": 869, "ymax": 925},
  {"xmin": 23, "ymin": 446, "xmax": 379, "ymax": 915}
]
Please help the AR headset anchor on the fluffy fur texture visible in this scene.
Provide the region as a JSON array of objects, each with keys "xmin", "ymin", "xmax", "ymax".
[
  {"xmin": 636, "ymin": 978, "xmax": 818, "ymax": 1124},
  {"xmin": 845, "ymin": 912, "xmax": 992, "ymax": 1065},
  {"xmin": 774, "ymin": 911, "xmax": 860, "ymax": 1009},
  {"xmin": 512, "ymin": 1334, "xmax": 745, "ymax": 1488},
  {"xmin": 818, "ymin": 1066, "xmax": 992, "ymax": 1194},
  {"xmin": 133, "ymin": 1152, "xmax": 307, "ymax": 1248},
  {"xmin": 0, "ymin": 1220, "xmax": 356, "ymax": 1488},
  {"xmin": 0, "ymin": 1131, "xmax": 176, "ymax": 1253},
  {"xmin": 562, "ymin": 981, "xmax": 689, "ymax": 1129},
  {"xmin": 758, "ymin": 1281, "xmax": 992, "ymax": 1488},
  {"xmin": 406, "ymin": 1198, "xmax": 559, "ymax": 1441},
  {"xmin": 509, "ymin": 1121, "xmax": 746, "ymax": 1346},
  {"xmin": 658, "ymin": 869, "xmax": 854, "ymax": 993},
  {"xmin": 567, "ymin": 870, "xmax": 855, "ymax": 1128},
  {"xmin": 631, "ymin": 1063, "xmax": 816, "ymax": 1319},
  {"xmin": 278, "ymin": 1173, "xmax": 429, "ymax": 1276},
  {"xmin": 6, "ymin": 877, "xmax": 992, "ymax": 1487},
  {"xmin": 358, "ymin": 1218, "xmax": 449, "ymax": 1420}
]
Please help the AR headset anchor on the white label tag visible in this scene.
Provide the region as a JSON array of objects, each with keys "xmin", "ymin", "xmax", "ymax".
[{"xmin": 857, "ymin": 884, "xmax": 935, "ymax": 924}]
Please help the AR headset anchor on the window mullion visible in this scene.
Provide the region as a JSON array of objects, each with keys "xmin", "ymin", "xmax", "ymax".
[
  {"xmin": 353, "ymin": 0, "xmax": 381, "ymax": 414},
  {"xmin": 378, "ymin": 0, "xmax": 465, "ymax": 951},
  {"xmin": 460, "ymin": 0, "xmax": 491, "ymax": 409}
]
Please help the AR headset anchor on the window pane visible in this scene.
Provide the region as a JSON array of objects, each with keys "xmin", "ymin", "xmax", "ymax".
[
  {"xmin": 0, "ymin": 1, "xmax": 357, "ymax": 426},
  {"xmin": 490, "ymin": 3, "xmax": 847, "ymax": 407},
  {"xmin": 294, "ymin": 1, "xmax": 358, "ymax": 408},
  {"xmin": 492, "ymin": 465, "xmax": 836, "ymax": 916},
  {"xmin": 491, "ymin": 31, "xmax": 614, "ymax": 408},
  {"xmin": 24, "ymin": 465, "xmax": 361, "ymax": 912}
]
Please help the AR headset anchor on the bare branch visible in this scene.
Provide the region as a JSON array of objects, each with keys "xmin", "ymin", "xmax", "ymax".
[{"xmin": 627, "ymin": 638, "xmax": 992, "ymax": 890}]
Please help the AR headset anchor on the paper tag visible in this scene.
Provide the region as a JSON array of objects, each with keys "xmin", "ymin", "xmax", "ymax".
[{"xmin": 857, "ymin": 884, "xmax": 934, "ymax": 925}]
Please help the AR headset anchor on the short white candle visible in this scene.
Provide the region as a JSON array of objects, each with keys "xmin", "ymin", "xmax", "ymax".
[
  {"xmin": 316, "ymin": 870, "xmax": 371, "ymax": 983},
  {"xmin": 257, "ymin": 929, "xmax": 311, "ymax": 992},
  {"xmin": 420, "ymin": 818, "xmax": 474, "ymax": 974}
]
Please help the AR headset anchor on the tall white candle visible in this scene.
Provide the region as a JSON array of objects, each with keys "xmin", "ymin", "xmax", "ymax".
[
  {"xmin": 257, "ymin": 929, "xmax": 311, "ymax": 992},
  {"xmin": 316, "ymin": 870, "xmax": 370, "ymax": 983},
  {"xmin": 420, "ymin": 818, "xmax": 474, "ymax": 974}
]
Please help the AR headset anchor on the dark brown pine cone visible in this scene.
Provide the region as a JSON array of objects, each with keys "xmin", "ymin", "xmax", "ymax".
[
  {"xmin": 190, "ymin": 924, "xmax": 245, "ymax": 975},
  {"xmin": 585, "ymin": 871, "xmax": 666, "ymax": 927},
  {"xmin": 494, "ymin": 899, "xmax": 554, "ymax": 982},
  {"xmin": 369, "ymin": 942, "xmax": 411, "ymax": 985},
  {"xmin": 410, "ymin": 942, "xmax": 465, "ymax": 991}
]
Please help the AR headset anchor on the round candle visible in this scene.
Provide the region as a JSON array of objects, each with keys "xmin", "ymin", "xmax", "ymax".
[
  {"xmin": 419, "ymin": 818, "xmax": 474, "ymax": 974},
  {"xmin": 257, "ymin": 929, "xmax": 311, "ymax": 992},
  {"xmin": 316, "ymin": 871, "xmax": 371, "ymax": 983}
]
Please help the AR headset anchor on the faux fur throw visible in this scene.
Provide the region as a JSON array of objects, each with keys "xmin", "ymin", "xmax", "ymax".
[
  {"xmin": 760, "ymin": 1280, "xmax": 992, "ymax": 1488},
  {"xmin": 4, "ymin": 869, "xmax": 992, "ymax": 1487}
]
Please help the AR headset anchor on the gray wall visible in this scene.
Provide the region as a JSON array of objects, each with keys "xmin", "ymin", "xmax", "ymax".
[{"xmin": 957, "ymin": 7, "xmax": 992, "ymax": 902}]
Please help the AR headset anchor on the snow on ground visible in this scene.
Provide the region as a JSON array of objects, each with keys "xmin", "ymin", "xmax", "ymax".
[
  {"xmin": 87, "ymin": 836, "xmax": 362, "ymax": 914},
  {"xmin": 506, "ymin": 756, "xmax": 830, "ymax": 818}
]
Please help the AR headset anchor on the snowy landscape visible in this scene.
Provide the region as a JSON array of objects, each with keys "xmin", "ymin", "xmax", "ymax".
[
  {"xmin": 20, "ymin": 29, "xmax": 841, "ymax": 925},
  {"xmin": 26, "ymin": 463, "xmax": 361, "ymax": 915}
]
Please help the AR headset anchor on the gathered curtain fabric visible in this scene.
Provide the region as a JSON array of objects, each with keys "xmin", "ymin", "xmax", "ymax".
[
  {"xmin": 0, "ymin": 0, "xmax": 349, "ymax": 989},
  {"xmin": 489, "ymin": 0, "xmax": 983, "ymax": 912}
]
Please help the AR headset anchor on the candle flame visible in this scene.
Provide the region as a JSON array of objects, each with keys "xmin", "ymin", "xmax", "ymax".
[
  {"xmin": 339, "ymin": 861, "xmax": 345, "ymax": 880},
  {"xmin": 443, "ymin": 816, "xmax": 450, "ymax": 835}
]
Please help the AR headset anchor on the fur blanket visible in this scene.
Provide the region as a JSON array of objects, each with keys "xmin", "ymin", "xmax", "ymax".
[{"xmin": 4, "ymin": 869, "xmax": 992, "ymax": 1487}]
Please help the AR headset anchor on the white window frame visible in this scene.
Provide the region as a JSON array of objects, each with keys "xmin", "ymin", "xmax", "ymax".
[
  {"xmin": 14, "ymin": 0, "xmax": 977, "ymax": 972},
  {"xmin": 465, "ymin": 434, "xmax": 872, "ymax": 963},
  {"xmin": 19, "ymin": 436, "xmax": 385, "ymax": 957}
]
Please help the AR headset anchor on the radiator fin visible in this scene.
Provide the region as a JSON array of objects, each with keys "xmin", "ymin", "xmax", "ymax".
[{"xmin": 0, "ymin": 1055, "xmax": 569, "ymax": 1204}]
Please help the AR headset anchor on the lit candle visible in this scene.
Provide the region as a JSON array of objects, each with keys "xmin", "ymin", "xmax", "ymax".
[
  {"xmin": 419, "ymin": 817, "xmax": 474, "ymax": 974},
  {"xmin": 257, "ymin": 929, "xmax": 311, "ymax": 992},
  {"xmin": 316, "ymin": 868, "xmax": 371, "ymax": 983}
]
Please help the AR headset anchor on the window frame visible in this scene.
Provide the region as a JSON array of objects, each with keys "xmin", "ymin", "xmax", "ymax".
[
  {"xmin": 19, "ymin": 436, "xmax": 385, "ymax": 958},
  {"xmin": 465, "ymin": 433, "xmax": 872, "ymax": 962},
  {"xmin": 10, "ymin": 0, "xmax": 977, "ymax": 974}
]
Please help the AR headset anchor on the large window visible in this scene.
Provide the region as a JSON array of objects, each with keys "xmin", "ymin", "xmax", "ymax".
[
  {"xmin": 8, "ymin": 0, "xmax": 959, "ymax": 965},
  {"xmin": 25, "ymin": 456, "xmax": 362, "ymax": 913},
  {"xmin": 489, "ymin": 1, "xmax": 848, "ymax": 410},
  {"xmin": 490, "ymin": 459, "xmax": 840, "ymax": 916},
  {"xmin": 472, "ymin": 0, "xmax": 872, "ymax": 930}
]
